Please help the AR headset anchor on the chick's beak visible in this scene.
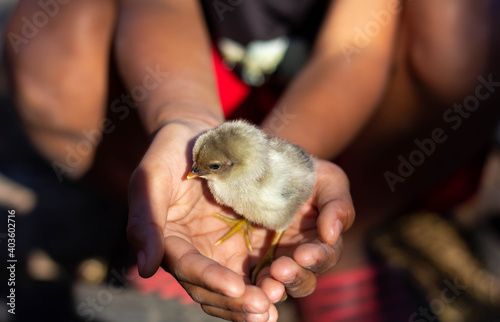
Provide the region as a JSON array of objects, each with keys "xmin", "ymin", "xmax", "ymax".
[
  {"xmin": 187, "ymin": 171, "xmax": 201, "ymax": 180},
  {"xmin": 187, "ymin": 166, "xmax": 210, "ymax": 180}
]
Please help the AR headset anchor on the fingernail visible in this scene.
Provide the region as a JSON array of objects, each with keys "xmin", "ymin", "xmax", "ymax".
[
  {"xmin": 138, "ymin": 250, "xmax": 146, "ymax": 274},
  {"xmin": 242, "ymin": 304, "xmax": 260, "ymax": 314},
  {"xmin": 334, "ymin": 220, "xmax": 343, "ymax": 244},
  {"xmin": 302, "ymin": 259, "xmax": 316, "ymax": 269},
  {"xmin": 281, "ymin": 274, "xmax": 296, "ymax": 285}
]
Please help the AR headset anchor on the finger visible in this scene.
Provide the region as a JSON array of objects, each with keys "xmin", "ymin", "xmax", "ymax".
[
  {"xmin": 127, "ymin": 124, "xmax": 194, "ymax": 277},
  {"xmin": 127, "ymin": 162, "xmax": 172, "ymax": 277},
  {"xmin": 255, "ymin": 271, "xmax": 286, "ymax": 303},
  {"xmin": 201, "ymin": 303, "xmax": 278, "ymax": 322},
  {"xmin": 293, "ymin": 238, "xmax": 343, "ymax": 274},
  {"xmin": 126, "ymin": 215, "xmax": 165, "ymax": 278},
  {"xmin": 314, "ymin": 161, "xmax": 355, "ymax": 245},
  {"xmin": 164, "ymin": 236, "xmax": 248, "ymax": 298},
  {"xmin": 269, "ymin": 256, "xmax": 317, "ymax": 298},
  {"xmin": 182, "ymin": 281, "xmax": 271, "ymax": 314}
]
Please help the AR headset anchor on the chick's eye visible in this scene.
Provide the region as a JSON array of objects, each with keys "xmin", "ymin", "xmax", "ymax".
[{"xmin": 209, "ymin": 163, "xmax": 220, "ymax": 170}]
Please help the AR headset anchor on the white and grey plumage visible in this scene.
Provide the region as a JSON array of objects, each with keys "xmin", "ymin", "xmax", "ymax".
[{"xmin": 187, "ymin": 120, "xmax": 316, "ymax": 282}]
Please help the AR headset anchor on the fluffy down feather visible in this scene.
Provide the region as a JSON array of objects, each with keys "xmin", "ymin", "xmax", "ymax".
[{"xmin": 190, "ymin": 120, "xmax": 315, "ymax": 231}]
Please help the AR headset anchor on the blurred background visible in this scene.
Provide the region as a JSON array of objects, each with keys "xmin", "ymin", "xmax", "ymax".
[{"xmin": 1, "ymin": 0, "xmax": 500, "ymax": 321}]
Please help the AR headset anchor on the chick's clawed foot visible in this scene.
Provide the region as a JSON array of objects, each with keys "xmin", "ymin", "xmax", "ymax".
[
  {"xmin": 213, "ymin": 214, "xmax": 285, "ymax": 285},
  {"xmin": 250, "ymin": 230, "xmax": 285, "ymax": 285},
  {"xmin": 213, "ymin": 213, "xmax": 254, "ymax": 251}
]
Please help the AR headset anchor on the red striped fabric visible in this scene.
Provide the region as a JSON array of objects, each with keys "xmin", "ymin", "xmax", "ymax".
[{"xmin": 297, "ymin": 266, "xmax": 415, "ymax": 322}]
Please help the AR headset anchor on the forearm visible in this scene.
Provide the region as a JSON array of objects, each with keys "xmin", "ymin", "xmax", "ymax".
[
  {"xmin": 115, "ymin": 0, "xmax": 224, "ymax": 134},
  {"xmin": 261, "ymin": 0, "xmax": 399, "ymax": 159},
  {"xmin": 262, "ymin": 52, "xmax": 391, "ymax": 159}
]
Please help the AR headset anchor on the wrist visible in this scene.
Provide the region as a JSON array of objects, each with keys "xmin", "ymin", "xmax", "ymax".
[
  {"xmin": 144, "ymin": 102, "xmax": 224, "ymax": 137},
  {"xmin": 142, "ymin": 122, "xmax": 205, "ymax": 192}
]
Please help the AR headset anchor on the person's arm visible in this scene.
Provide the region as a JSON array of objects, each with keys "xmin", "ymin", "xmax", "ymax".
[
  {"xmin": 262, "ymin": 0, "xmax": 399, "ymax": 159},
  {"xmin": 115, "ymin": 1, "xmax": 323, "ymax": 321},
  {"xmin": 115, "ymin": 0, "xmax": 223, "ymax": 134}
]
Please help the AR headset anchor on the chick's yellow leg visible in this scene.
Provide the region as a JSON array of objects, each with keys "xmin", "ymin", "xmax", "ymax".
[
  {"xmin": 213, "ymin": 213, "xmax": 254, "ymax": 251},
  {"xmin": 251, "ymin": 230, "xmax": 285, "ymax": 285}
]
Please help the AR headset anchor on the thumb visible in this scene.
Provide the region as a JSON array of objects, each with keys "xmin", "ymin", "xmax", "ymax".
[
  {"xmin": 314, "ymin": 160, "xmax": 355, "ymax": 246},
  {"xmin": 127, "ymin": 163, "xmax": 171, "ymax": 277}
]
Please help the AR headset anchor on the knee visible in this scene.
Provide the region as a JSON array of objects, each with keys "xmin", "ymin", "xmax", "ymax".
[
  {"xmin": 5, "ymin": 0, "xmax": 116, "ymax": 133},
  {"xmin": 5, "ymin": 0, "xmax": 116, "ymax": 54},
  {"xmin": 406, "ymin": 1, "xmax": 490, "ymax": 102},
  {"xmin": 4, "ymin": 0, "xmax": 116, "ymax": 176}
]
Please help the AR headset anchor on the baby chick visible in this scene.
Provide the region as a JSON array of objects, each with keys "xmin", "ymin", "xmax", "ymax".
[{"xmin": 187, "ymin": 120, "xmax": 315, "ymax": 283}]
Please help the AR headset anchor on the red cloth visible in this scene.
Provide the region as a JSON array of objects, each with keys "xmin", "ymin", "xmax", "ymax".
[
  {"xmin": 297, "ymin": 266, "xmax": 414, "ymax": 322},
  {"xmin": 211, "ymin": 47, "xmax": 251, "ymax": 118},
  {"xmin": 129, "ymin": 266, "xmax": 195, "ymax": 304},
  {"xmin": 423, "ymin": 153, "xmax": 485, "ymax": 211}
]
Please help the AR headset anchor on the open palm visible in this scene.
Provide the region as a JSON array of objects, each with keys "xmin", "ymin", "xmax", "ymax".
[
  {"xmin": 127, "ymin": 122, "xmax": 354, "ymax": 321},
  {"xmin": 164, "ymin": 172, "xmax": 321, "ymax": 279}
]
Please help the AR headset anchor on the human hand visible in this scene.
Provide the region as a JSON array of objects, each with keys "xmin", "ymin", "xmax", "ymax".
[
  {"xmin": 127, "ymin": 121, "xmax": 354, "ymax": 321},
  {"xmin": 252, "ymin": 159, "xmax": 355, "ymax": 298},
  {"xmin": 127, "ymin": 121, "xmax": 278, "ymax": 321}
]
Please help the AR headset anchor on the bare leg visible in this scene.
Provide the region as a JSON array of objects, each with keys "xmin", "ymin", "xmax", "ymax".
[
  {"xmin": 406, "ymin": 0, "xmax": 491, "ymax": 102},
  {"xmin": 5, "ymin": 0, "xmax": 117, "ymax": 178},
  {"xmin": 334, "ymin": 0, "xmax": 497, "ymax": 272}
]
